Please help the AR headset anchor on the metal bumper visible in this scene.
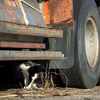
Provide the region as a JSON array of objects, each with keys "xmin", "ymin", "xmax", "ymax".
[
  {"xmin": 0, "ymin": 42, "xmax": 45, "ymax": 49},
  {"xmin": 0, "ymin": 22, "xmax": 63, "ymax": 61},
  {"xmin": 0, "ymin": 22, "xmax": 63, "ymax": 38},
  {"xmin": 0, "ymin": 51, "xmax": 62, "ymax": 61}
]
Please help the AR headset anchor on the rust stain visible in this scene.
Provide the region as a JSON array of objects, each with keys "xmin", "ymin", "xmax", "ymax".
[
  {"xmin": 0, "ymin": 41, "xmax": 46, "ymax": 49},
  {"xmin": 22, "ymin": 16, "xmax": 25, "ymax": 23},
  {"xmin": 0, "ymin": 51, "xmax": 62, "ymax": 61},
  {"xmin": 3, "ymin": 0, "xmax": 20, "ymax": 22},
  {"xmin": 4, "ymin": 0, "xmax": 17, "ymax": 7},
  {"xmin": 0, "ymin": 57, "xmax": 62, "ymax": 61},
  {"xmin": 0, "ymin": 3, "xmax": 6, "ymax": 20},
  {"xmin": 15, "ymin": 0, "xmax": 20, "ymax": 8},
  {"xmin": 0, "ymin": 22, "xmax": 63, "ymax": 38},
  {"xmin": 7, "ymin": 8, "xmax": 17, "ymax": 20},
  {"xmin": 44, "ymin": 0, "xmax": 73, "ymax": 26}
]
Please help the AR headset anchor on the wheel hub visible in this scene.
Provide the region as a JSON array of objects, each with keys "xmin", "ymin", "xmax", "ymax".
[{"xmin": 85, "ymin": 17, "xmax": 99, "ymax": 69}]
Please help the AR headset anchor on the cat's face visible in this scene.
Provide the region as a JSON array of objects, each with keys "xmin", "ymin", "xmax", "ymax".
[{"xmin": 20, "ymin": 63, "xmax": 26, "ymax": 69}]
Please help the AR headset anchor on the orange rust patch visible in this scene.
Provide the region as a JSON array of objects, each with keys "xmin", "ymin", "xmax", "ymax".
[
  {"xmin": 4, "ymin": 0, "xmax": 17, "ymax": 7},
  {"xmin": 7, "ymin": 8, "xmax": 17, "ymax": 20},
  {"xmin": 4, "ymin": 0, "xmax": 18, "ymax": 21},
  {"xmin": 44, "ymin": 0, "xmax": 73, "ymax": 26},
  {"xmin": 15, "ymin": 0, "xmax": 20, "ymax": 8}
]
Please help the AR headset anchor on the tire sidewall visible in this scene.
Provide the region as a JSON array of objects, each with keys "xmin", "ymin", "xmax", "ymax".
[{"xmin": 77, "ymin": 0, "xmax": 100, "ymax": 88}]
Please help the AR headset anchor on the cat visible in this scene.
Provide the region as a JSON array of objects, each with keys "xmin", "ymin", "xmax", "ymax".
[{"xmin": 19, "ymin": 61, "xmax": 44, "ymax": 89}]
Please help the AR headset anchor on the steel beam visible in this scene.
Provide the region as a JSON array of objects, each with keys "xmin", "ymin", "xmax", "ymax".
[
  {"xmin": 0, "ymin": 41, "xmax": 45, "ymax": 49},
  {"xmin": 0, "ymin": 51, "xmax": 62, "ymax": 61},
  {"xmin": 0, "ymin": 22, "xmax": 63, "ymax": 38}
]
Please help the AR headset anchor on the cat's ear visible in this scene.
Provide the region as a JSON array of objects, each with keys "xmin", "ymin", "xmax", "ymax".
[
  {"xmin": 28, "ymin": 60, "xmax": 41, "ymax": 66},
  {"xmin": 31, "ymin": 62, "xmax": 41, "ymax": 66}
]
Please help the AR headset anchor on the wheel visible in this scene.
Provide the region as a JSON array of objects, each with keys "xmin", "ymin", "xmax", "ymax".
[{"xmin": 59, "ymin": 0, "xmax": 100, "ymax": 88}]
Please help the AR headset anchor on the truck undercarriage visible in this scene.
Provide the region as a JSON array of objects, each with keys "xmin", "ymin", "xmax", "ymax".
[{"xmin": 0, "ymin": 0, "xmax": 100, "ymax": 89}]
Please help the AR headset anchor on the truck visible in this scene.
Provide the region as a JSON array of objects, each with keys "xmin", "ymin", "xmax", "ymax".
[{"xmin": 0, "ymin": 0, "xmax": 100, "ymax": 89}]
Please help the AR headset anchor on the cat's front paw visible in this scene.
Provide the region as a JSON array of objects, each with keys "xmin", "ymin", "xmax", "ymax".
[
  {"xmin": 24, "ymin": 86, "xmax": 27, "ymax": 89},
  {"xmin": 24, "ymin": 86, "xmax": 32, "ymax": 90},
  {"xmin": 25, "ymin": 85, "xmax": 31, "ymax": 89}
]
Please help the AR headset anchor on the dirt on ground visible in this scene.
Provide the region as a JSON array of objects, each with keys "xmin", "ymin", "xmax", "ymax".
[
  {"xmin": 0, "ymin": 82, "xmax": 100, "ymax": 100},
  {"xmin": 0, "ymin": 75, "xmax": 100, "ymax": 100}
]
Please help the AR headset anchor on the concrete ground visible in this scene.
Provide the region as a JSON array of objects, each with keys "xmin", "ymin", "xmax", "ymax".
[{"xmin": 0, "ymin": 86, "xmax": 100, "ymax": 100}]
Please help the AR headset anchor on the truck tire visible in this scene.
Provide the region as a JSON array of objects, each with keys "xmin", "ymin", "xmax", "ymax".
[{"xmin": 59, "ymin": 0, "xmax": 100, "ymax": 88}]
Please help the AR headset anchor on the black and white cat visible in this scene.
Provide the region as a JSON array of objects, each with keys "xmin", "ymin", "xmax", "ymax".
[{"xmin": 20, "ymin": 61, "xmax": 44, "ymax": 89}]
